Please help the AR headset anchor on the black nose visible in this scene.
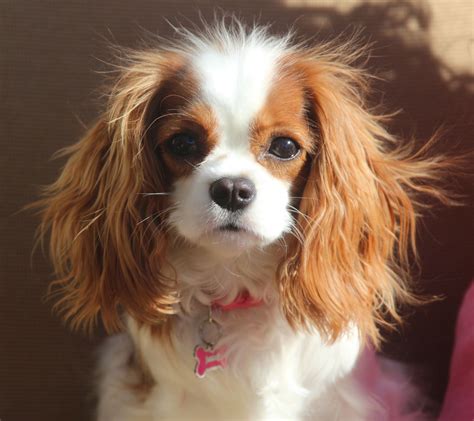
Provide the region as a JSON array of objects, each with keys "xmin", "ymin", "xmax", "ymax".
[{"xmin": 209, "ymin": 177, "xmax": 256, "ymax": 211}]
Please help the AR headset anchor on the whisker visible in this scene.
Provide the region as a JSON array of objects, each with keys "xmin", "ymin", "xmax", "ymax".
[
  {"xmin": 289, "ymin": 196, "xmax": 314, "ymax": 200},
  {"xmin": 287, "ymin": 204, "xmax": 312, "ymax": 224},
  {"xmin": 137, "ymin": 213, "xmax": 158, "ymax": 226},
  {"xmin": 288, "ymin": 221, "xmax": 305, "ymax": 246},
  {"xmin": 143, "ymin": 213, "xmax": 173, "ymax": 241},
  {"xmin": 135, "ymin": 205, "xmax": 178, "ymax": 236},
  {"xmin": 277, "ymin": 236, "xmax": 289, "ymax": 252},
  {"xmin": 139, "ymin": 109, "xmax": 193, "ymax": 146},
  {"xmin": 184, "ymin": 159, "xmax": 201, "ymax": 171}
]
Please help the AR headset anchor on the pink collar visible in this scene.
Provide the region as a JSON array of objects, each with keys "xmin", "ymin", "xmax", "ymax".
[{"xmin": 212, "ymin": 290, "xmax": 263, "ymax": 312}]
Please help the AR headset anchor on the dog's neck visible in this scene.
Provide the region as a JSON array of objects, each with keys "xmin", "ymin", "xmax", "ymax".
[{"xmin": 166, "ymin": 242, "xmax": 283, "ymax": 315}]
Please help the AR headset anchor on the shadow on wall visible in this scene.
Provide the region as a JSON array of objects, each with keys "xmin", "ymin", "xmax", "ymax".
[{"xmin": 2, "ymin": 1, "xmax": 472, "ymax": 421}]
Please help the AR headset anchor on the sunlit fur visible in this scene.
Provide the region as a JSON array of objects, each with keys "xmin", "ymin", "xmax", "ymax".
[
  {"xmin": 37, "ymin": 21, "xmax": 449, "ymax": 419},
  {"xmin": 38, "ymin": 52, "xmax": 183, "ymax": 332},
  {"xmin": 277, "ymin": 49, "xmax": 448, "ymax": 344}
]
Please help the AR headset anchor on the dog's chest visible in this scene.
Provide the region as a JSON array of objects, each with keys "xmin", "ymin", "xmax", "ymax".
[
  {"xmin": 128, "ymin": 304, "xmax": 361, "ymax": 420},
  {"xmin": 122, "ymin": 251, "xmax": 362, "ymax": 419}
]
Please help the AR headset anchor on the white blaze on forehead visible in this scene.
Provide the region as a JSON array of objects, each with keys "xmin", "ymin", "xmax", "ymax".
[
  {"xmin": 168, "ymin": 30, "xmax": 295, "ymax": 250},
  {"xmin": 190, "ymin": 31, "xmax": 287, "ymax": 149}
]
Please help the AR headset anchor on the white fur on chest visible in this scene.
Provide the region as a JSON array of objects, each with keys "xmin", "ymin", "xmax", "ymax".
[
  {"xmin": 97, "ymin": 249, "xmax": 365, "ymax": 421},
  {"xmin": 134, "ymin": 313, "xmax": 361, "ymax": 420}
]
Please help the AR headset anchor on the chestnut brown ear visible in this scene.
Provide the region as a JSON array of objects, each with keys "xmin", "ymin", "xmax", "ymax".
[
  {"xmin": 278, "ymin": 48, "xmax": 449, "ymax": 345},
  {"xmin": 37, "ymin": 51, "xmax": 184, "ymax": 332}
]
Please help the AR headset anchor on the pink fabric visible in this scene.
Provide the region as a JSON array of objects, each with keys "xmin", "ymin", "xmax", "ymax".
[
  {"xmin": 356, "ymin": 282, "xmax": 474, "ymax": 420},
  {"xmin": 356, "ymin": 348, "xmax": 427, "ymax": 420},
  {"xmin": 439, "ymin": 281, "xmax": 474, "ymax": 421}
]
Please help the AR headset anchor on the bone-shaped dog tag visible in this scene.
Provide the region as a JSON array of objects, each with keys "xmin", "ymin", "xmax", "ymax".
[{"xmin": 193, "ymin": 345, "xmax": 226, "ymax": 378}]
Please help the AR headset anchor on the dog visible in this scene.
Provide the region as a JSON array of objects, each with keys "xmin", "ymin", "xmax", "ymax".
[{"xmin": 38, "ymin": 21, "xmax": 444, "ymax": 420}]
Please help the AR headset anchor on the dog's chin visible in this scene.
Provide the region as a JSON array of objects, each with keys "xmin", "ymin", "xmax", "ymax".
[{"xmin": 193, "ymin": 224, "xmax": 269, "ymax": 257}]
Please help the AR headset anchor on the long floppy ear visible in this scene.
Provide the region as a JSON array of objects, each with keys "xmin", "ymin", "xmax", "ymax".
[
  {"xmin": 37, "ymin": 51, "xmax": 183, "ymax": 332},
  {"xmin": 278, "ymin": 47, "xmax": 448, "ymax": 346}
]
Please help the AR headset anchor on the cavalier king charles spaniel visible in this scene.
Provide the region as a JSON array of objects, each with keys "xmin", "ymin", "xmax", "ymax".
[{"xmin": 38, "ymin": 21, "xmax": 445, "ymax": 420}]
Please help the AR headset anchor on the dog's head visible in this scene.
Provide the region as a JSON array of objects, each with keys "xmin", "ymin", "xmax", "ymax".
[{"xmin": 39, "ymin": 24, "xmax": 443, "ymax": 343}]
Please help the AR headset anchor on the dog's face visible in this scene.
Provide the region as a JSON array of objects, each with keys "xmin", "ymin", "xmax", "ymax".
[
  {"xmin": 156, "ymin": 44, "xmax": 313, "ymax": 255},
  {"xmin": 39, "ymin": 26, "xmax": 438, "ymax": 343}
]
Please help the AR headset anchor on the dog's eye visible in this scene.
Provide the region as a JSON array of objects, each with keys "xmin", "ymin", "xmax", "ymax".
[
  {"xmin": 268, "ymin": 137, "xmax": 300, "ymax": 160},
  {"xmin": 167, "ymin": 133, "xmax": 199, "ymax": 157}
]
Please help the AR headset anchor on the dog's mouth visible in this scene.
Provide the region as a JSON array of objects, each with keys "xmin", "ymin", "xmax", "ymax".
[
  {"xmin": 215, "ymin": 223, "xmax": 258, "ymax": 239},
  {"xmin": 198, "ymin": 222, "xmax": 264, "ymax": 253},
  {"xmin": 219, "ymin": 223, "xmax": 243, "ymax": 232}
]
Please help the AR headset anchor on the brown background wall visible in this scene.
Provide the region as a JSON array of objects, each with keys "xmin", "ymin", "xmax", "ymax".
[{"xmin": 1, "ymin": 1, "xmax": 472, "ymax": 420}]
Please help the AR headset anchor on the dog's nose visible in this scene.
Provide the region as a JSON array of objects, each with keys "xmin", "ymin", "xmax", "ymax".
[{"xmin": 209, "ymin": 177, "xmax": 256, "ymax": 211}]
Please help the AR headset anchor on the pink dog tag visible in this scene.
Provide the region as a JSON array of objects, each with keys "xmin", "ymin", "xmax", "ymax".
[
  {"xmin": 193, "ymin": 345, "xmax": 226, "ymax": 378},
  {"xmin": 193, "ymin": 293, "xmax": 261, "ymax": 378}
]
